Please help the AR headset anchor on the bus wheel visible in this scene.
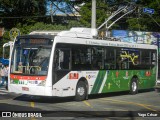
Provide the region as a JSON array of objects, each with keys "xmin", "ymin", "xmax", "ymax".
[
  {"xmin": 130, "ymin": 78, "xmax": 138, "ymax": 95},
  {"xmin": 75, "ymin": 81, "xmax": 87, "ymax": 101},
  {"xmin": 155, "ymin": 89, "xmax": 160, "ymax": 93}
]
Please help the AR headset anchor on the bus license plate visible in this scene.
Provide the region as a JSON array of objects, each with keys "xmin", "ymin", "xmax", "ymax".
[{"xmin": 22, "ymin": 87, "xmax": 29, "ymax": 91}]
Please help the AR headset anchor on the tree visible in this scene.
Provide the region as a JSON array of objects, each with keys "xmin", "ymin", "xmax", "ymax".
[
  {"xmin": 78, "ymin": 0, "xmax": 160, "ymax": 32},
  {"xmin": 79, "ymin": 0, "xmax": 109, "ymax": 28},
  {"xmin": 0, "ymin": 0, "xmax": 46, "ymax": 29},
  {"xmin": 0, "ymin": 0, "xmax": 46, "ymax": 16},
  {"xmin": 127, "ymin": 0, "xmax": 160, "ymax": 31}
]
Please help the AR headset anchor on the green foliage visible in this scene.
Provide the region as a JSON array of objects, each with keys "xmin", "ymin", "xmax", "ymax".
[
  {"xmin": 67, "ymin": 20, "xmax": 82, "ymax": 28},
  {"xmin": 128, "ymin": 0, "xmax": 160, "ymax": 31},
  {"xmin": 79, "ymin": 2, "xmax": 92, "ymax": 27},
  {"xmin": 16, "ymin": 21, "xmax": 81, "ymax": 35},
  {"xmin": 127, "ymin": 18, "xmax": 147, "ymax": 31},
  {"xmin": 1, "ymin": 0, "xmax": 160, "ymax": 58},
  {"xmin": 1, "ymin": 0, "xmax": 160, "ymax": 57},
  {"xmin": 0, "ymin": 20, "xmax": 82, "ymax": 57},
  {"xmin": 1, "ymin": 19, "xmax": 82, "ymax": 42},
  {"xmin": 79, "ymin": 0, "xmax": 108, "ymax": 28},
  {"xmin": 78, "ymin": 0, "xmax": 160, "ymax": 32},
  {"xmin": 0, "ymin": 0, "xmax": 46, "ymax": 29},
  {"xmin": 0, "ymin": 30, "xmax": 10, "ymax": 57},
  {"xmin": 1, "ymin": 0, "xmax": 46, "ymax": 16}
]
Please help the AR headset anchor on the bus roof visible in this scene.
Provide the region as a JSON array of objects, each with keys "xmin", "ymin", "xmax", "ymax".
[
  {"xmin": 21, "ymin": 28, "xmax": 157, "ymax": 50},
  {"xmin": 55, "ymin": 35, "xmax": 157, "ymax": 50},
  {"xmin": 17, "ymin": 34, "xmax": 55, "ymax": 40},
  {"xmin": 29, "ymin": 30, "xmax": 61, "ymax": 36}
]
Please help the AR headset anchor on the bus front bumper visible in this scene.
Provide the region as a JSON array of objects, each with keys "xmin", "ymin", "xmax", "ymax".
[{"xmin": 9, "ymin": 84, "xmax": 52, "ymax": 96}]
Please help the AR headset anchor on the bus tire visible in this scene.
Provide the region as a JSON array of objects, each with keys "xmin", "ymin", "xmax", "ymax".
[
  {"xmin": 155, "ymin": 89, "xmax": 160, "ymax": 93},
  {"xmin": 130, "ymin": 78, "xmax": 138, "ymax": 95},
  {"xmin": 75, "ymin": 81, "xmax": 87, "ymax": 101}
]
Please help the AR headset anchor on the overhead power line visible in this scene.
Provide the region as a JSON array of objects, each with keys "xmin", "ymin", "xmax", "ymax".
[
  {"xmin": 147, "ymin": 14, "xmax": 160, "ymax": 27},
  {"xmin": 0, "ymin": 16, "xmax": 49, "ymax": 19},
  {"xmin": 0, "ymin": 14, "xmax": 80, "ymax": 19}
]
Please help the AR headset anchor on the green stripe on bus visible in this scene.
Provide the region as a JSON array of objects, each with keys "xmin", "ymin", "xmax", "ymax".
[{"xmin": 91, "ymin": 70, "xmax": 106, "ymax": 94}]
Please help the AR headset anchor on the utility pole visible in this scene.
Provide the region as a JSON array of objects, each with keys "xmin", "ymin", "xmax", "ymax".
[
  {"xmin": 91, "ymin": 0, "xmax": 97, "ymax": 36},
  {"xmin": 158, "ymin": 37, "xmax": 160, "ymax": 52},
  {"xmin": 50, "ymin": 3, "xmax": 53, "ymax": 23},
  {"xmin": 91, "ymin": 0, "xmax": 96, "ymax": 29}
]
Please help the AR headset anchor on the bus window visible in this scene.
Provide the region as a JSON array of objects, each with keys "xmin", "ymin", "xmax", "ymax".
[
  {"xmin": 117, "ymin": 48, "xmax": 128, "ymax": 70},
  {"xmin": 54, "ymin": 49, "xmax": 71, "ymax": 70},
  {"xmin": 91, "ymin": 47, "xmax": 104, "ymax": 70},
  {"xmin": 11, "ymin": 46, "xmax": 51, "ymax": 75},
  {"xmin": 104, "ymin": 47, "xmax": 116, "ymax": 70},
  {"xmin": 116, "ymin": 48, "xmax": 140, "ymax": 70},
  {"xmin": 151, "ymin": 52, "xmax": 156, "ymax": 65},
  {"xmin": 3, "ymin": 46, "xmax": 10, "ymax": 59},
  {"xmin": 141, "ymin": 50, "xmax": 150, "ymax": 64},
  {"xmin": 72, "ymin": 46, "xmax": 91, "ymax": 70},
  {"xmin": 72, "ymin": 46, "xmax": 105, "ymax": 70}
]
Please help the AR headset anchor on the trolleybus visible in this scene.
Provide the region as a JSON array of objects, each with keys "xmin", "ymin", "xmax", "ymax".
[{"xmin": 9, "ymin": 28, "xmax": 158, "ymax": 101}]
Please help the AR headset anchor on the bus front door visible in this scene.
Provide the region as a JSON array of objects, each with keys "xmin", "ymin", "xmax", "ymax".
[{"xmin": 53, "ymin": 48, "xmax": 71, "ymax": 85}]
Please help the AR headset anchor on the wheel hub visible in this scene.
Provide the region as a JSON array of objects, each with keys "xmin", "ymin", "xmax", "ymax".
[
  {"xmin": 77, "ymin": 87, "xmax": 85, "ymax": 96},
  {"xmin": 132, "ymin": 82, "xmax": 137, "ymax": 92}
]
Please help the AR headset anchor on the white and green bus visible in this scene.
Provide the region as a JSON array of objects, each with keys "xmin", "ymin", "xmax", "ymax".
[{"xmin": 9, "ymin": 28, "xmax": 158, "ymax": 101}]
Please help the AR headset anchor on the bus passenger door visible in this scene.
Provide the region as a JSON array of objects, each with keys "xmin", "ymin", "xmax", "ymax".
[{"xmin": 53, "ymin": 48, "xmax": 71, "ymax": 85}]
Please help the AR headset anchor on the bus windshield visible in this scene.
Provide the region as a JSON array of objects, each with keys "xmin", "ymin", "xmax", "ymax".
[{"xmin": 11, "ymin": 36, "xmax": 53, "ymax": 75}]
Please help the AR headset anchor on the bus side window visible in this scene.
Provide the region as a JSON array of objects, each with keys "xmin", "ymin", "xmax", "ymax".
[
  {"xmin": 54, "ymin": 49, "xmax": 70, "ymax": 70},
  {"xmin": 54, "ymin": 50, "xmax": 59, "ymax": 69},
  {"xmin": 104, "ymin": 48, "xmax": 116, "ymax": 70},
  {"xmin": 54, "ymin": 49, "xmax": 64, "ymax": 70},
  {"xmin": 141, "ymin": 51, "xmax": 150, "ymax": 64},
  {"xmin": 151, "ymin": 52, "xmax": 156, "ymax": 65}
]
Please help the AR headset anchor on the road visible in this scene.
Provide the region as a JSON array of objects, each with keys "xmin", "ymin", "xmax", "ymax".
[{"xmin": 0, "ymin": 86, "xmax": 160, "ymax": 120}]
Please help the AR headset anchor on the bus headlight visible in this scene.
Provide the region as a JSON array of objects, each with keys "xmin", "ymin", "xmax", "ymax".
[
  {"xmin": 38, "ymin": 81, "xmax": 46, "ymax": 86},
  {"xmin": 10, "ymin": 79, "xmax": 17, "ymax": 84},
  {"xmin": 10, "ymin": 79, "xmax": 14, "ymax": 84}
]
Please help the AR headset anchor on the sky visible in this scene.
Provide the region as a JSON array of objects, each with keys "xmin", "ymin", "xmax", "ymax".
[{"xmin": 46, "ymin": 1, "xmax": 75, "ymax": 15}]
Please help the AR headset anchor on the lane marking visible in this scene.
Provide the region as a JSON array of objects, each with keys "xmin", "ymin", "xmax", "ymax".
[
  {"xmin": 103, "ymin": 107, "xmax": 127, "ymax": 111},
  {"xmin": 98, "ymin": 99, "xmax": 156, "ymax": 111},
  {"xmin": 0, "ymin": 99, "xmax": 13, "ymax": 102},
  {"xmin": 98, "ymin": 98, "xmax": 160, "ymax": 113},
  {"xmin": 30, "ymin": 102, "xmax": 35, "ymax": 108},
  {"xmin": 83, "ymin": 101, "xmax": 92, "ymax": 108},
  {"xmin": 0, "ymin": 93, "xmax": 8, "ymax": 95},
  {"xmin": 107, "ymin": 98, "xmax": 159, "ymax": 109}
]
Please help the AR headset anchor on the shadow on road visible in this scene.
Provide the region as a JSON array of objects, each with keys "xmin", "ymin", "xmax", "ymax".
[
  {"xmin": 0, "ymin": 103, "xmax": 43, "ymax": 111},
  {"xmin": 13, "ymin": 88, "xmax": 154, "ymax": 104},
  {"xmin": 89, "ymin": 88, "xmax": 155, "ymax": 100}
]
